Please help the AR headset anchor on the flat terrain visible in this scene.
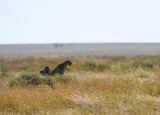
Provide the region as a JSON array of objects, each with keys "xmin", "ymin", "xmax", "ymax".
[
  {"xmin": 0, "ymin": 43, "xmax": 160, "ymax": 57},
  {"xmin": 0, "ymin": 56, "xmax": 160, "ymax": 114}
]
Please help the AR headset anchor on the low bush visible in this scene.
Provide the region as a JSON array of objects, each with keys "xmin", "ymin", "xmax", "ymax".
[
  {"xmin": 142, "ymin": 61, "xmax": 154, "ymax": 69},
  {"xmin": 83, "ymin": 61, "xmax": 96, "ymax": 70},
  {"xmin": 83, "ymin": 61, "xmax": 110, "ymax": 72},
  {"xmin": 9, "ymin": 73, "xmax": 53, "ymax": 87}
]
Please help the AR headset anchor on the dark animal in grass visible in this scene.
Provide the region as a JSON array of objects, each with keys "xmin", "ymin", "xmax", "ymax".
[
  {"xmin": 39, "ymin": 66, "xmax": 51, "ymax": 76},
  {"xmin": 50, "ymin": 61, "xmax": 72, "ymax": 76}
]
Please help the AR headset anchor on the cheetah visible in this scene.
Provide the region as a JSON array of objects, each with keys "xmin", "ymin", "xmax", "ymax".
[
  {"xmin": 50, "ymin": 61, "xmax": 72, "ymax": 76},
  {"xmin": 39, "ymin": 66, "xmax": 51, "ymax": 76}
]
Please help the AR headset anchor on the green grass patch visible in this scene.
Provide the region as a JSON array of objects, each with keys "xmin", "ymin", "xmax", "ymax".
[
  {"xmin": 83, "ymin": 61, "xmax": 111, "ymax": 72},
  {"xmin": 9, "ymin": 72, "xmax": 53, "ymax": 87},
  {"xmin": 132, "ymin": 60, "xmax": 154, "ymax": 70},
  {"xmin": 54, "ymin": 75, "xmax": 73, "ymax": 84}
]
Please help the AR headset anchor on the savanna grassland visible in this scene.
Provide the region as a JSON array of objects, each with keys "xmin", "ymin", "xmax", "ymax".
[{"xmin": 0, "ymin": 56, "xmax": 160, "ymax": 115}]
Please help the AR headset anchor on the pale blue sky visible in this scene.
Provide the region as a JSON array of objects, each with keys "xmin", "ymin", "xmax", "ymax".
[{"xmin": 0, "ymin": 0, "xmax": 160, "ymax": 44}]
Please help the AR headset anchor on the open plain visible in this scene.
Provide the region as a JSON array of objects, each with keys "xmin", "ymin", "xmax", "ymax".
[
  {"xmin": 0, "ymin": 43, "xmax": 160, "ymax": 57},
  {"xmin": 0, "ymin": 56, "xmax": 160, "ymax": 114}
]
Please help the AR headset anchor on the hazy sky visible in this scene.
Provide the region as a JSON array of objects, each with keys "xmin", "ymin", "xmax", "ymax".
[{"xmin": 0, "ymin": 0, "xmax": 160, "ymax": 44}]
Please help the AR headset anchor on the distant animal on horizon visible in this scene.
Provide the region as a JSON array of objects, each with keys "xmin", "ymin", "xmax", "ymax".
[
  {"xmin": 50, "ymin": 61, "xmax": 72, "ymax": 76},
  {"xmin": 39, "ymin": 66, "xmax": 51, "ymax": 76}
]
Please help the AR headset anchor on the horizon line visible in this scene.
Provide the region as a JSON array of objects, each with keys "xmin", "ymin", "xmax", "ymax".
[{"xmin": 0, "ymin": 42, "xmax": 160, "ymax": 45}]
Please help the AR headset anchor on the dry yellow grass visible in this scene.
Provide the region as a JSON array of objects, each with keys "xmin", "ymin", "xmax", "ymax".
[{"xmin": 0, "ymin": 56, "xmax": 160, "ymax": 114}]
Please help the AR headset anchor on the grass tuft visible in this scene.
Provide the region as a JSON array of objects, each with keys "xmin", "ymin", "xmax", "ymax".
[
  {"xmin": 83, "ymin": 61, "xmax": 111, "ymax": 72},
  {"xmin": 0, "ymin": 62, "xmax": 8, "ymax": 77},
  {"xmin": 54, "ymin": 75, "xmax": 73, "ymax": 84}
]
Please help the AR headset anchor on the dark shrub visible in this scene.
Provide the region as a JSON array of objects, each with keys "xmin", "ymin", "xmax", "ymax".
[
  {"xmin": 97, "ymin": 63, "xmax": 111, "ymax": 71},
  {"xmin": 9, "ymin": 73, "xmax": 53, "ymax": 87},
  {"xmin": 84, "ymin": 62, "xmax": 96, "ymax": 70},
  {"xmin": 20, "ymin": 73, "xmax": 42, "ymax": 85},
  {"xmin": 83, "ymin": 61, "xmax": 110, "ymax": 72},
  {"xmin": 141, "ymin": 61, "xmax": 154, "ymax": 70},
  {"xmin": 132, "ymin": 60, "xmax": 154, "ymax": 69}
]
